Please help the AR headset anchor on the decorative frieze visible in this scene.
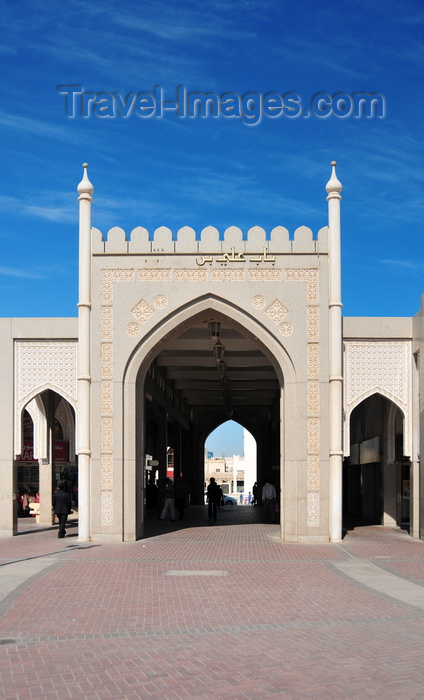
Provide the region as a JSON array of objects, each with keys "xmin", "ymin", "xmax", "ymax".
[
  {"xmin": 211, "ymin": 269, "xmax": 245, "ymax": 282},
  {"xmin": 138, "ymin": 269, "xmax": 172, "ymax": 282},
  {"xmin": 102, "ymin": 269, "xmax": 135, "ymax": 304},
  {"xmin": 174, "ymin": 269, "xmax": 208, "ymax": 282},
  {"xmin": 307, "ymin": 344, "xmax": 320, "ymax": 379},
  {"xmin": 248, "ymin": 268, "xmax": 282, "ymax": 282},
  {"xmin": 307, "ymin": 307, "xmax": 319, "ymax": 341},
  {"xmin": 101, "ymin": 380, "xmax": 113, "ymax": 414},
  {"xmin": 101, "ymin": 490, "xmax": 113, "ymax": 526},
  {"xmin": 101, "ymin": 343, "xmax": 113, "ymax": 378},
  {"xmin": 307, "ymin": 492, "xmax": 320, "ymax": 527},
  {"xmin": 101, "ymin": 307, "xmax": 113, "ymax": 341},
  {"xmin": 286, "ymin": 268, "xmax": 320, "ymax": 526},
  {"xmin": 307, "ymin": 381, "xmax": 320, "ymax": 415},
  {"xmin": 285, "ymin": 268, "xmax": 319, "ymax": 304}
]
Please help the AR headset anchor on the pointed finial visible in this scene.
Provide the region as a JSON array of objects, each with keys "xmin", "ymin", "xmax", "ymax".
[
  {"xmin": 325, "ymin": 161, "xmax": 342, "ymax": 194},
  {"xmin": 77, "ymin": 163, "xmax": 94, "ymax": 195}
]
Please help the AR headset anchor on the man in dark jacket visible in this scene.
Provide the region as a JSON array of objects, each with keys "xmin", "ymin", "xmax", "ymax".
[
  {"xmin": 207, "ymin": 477, "xmax": 221, "ymax": 523},
  {"xmin": 53, "ymin": 483, "xmax": 72, "ymax": 538}
]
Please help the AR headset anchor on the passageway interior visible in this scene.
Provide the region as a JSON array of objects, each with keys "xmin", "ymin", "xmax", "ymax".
[{"xmin": 143, "ymin": 319, "xmax": 281, "ymax": 505}]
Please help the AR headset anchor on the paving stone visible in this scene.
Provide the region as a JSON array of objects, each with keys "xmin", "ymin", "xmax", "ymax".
[{"xmin": 1, "ymin": 510, "xmax": 424, "ymax": 698}]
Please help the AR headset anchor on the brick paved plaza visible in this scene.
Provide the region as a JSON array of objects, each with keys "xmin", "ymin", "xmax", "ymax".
[{"xmin": 1, "ymin": 506, "xmax": 424, "ymax": 699}]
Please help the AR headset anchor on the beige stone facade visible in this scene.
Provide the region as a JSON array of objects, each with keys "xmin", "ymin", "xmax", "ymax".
[{"xmin": 0, "ymin": 164, "xmax": 422, "ymax": 544}]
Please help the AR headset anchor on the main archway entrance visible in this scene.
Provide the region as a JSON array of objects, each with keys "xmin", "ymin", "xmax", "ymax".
[{"xmin": 135, "ymin": 315, "xmax": 282, "ymax": 533}]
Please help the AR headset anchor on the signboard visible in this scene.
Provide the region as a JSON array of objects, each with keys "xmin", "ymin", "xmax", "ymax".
[{"xmin": 16, "ymin": 441, "xmax": 69, "ymax": 463}]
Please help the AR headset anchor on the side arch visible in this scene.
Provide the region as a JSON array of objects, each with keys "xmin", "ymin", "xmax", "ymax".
[{"xmin": 344, "ymin": 387, "xmax": 410, "ymax": 459}]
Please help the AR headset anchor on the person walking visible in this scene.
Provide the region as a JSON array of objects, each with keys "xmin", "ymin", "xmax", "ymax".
[
  {"xmin": 159, "ymin": 478, "xmax": 176, "ymax": 521},
  {"xmin": 252, "ymin": 482, "xmax": 259, "ymax": 506},
  {"xmin": 207, "ymin": 477, "xmax": 221, "ymax": 523},
  {"xmin": 53, "ymin": 483, "xmax": 72, "ymax": 538},
  {"xmin": 174, "ymin": 475, "xmax": 189, "ymax": 521},
  {"xmin": 262, "ymin": 478, "xmax": 277, "ymax": 523}
]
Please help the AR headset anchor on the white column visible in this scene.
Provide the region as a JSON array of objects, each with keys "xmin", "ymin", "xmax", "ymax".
[
  {"xmin": 326, "ymin": 162, "xmax": 343, "ymax": 542},
  {"xmin": 77, "ymin": 164, "xmax": 93, "ymax": 541}
]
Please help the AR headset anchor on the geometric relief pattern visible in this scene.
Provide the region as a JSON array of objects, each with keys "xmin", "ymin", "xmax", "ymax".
[
  {"xmin": 131, "ymin": 300, "xmax": 155, "ymax": 324},
  {"xmin": 211, "ymin": 269, "xmax": 245, "ymax": 282},
  {"xmin": 100, "ymin": 268, "xmax": 135, "ymax": 527},
  {"xmin": 138, "ymin": 269, "xmax": 172, "ymax": 282},
  {"xmin": 248, "ymin": 269, "xmax": 282, "ymax": 282},
  {"xmin": 265, "ymin": 299, "xmax": 289, "ymax": 324},
  {"xmin": 285, "ymin": 268, "xmax": 319, "ymax": 304},
  {"xmin": 101, "ymin": 490, "xmax": 113, "ymax": 526},
  {"xmin": 307, "ymin": 306, "xmax": 319, "ymax": 341},
  {"xmin": 344, "ymin": 340, "xmax": 412, "ymax": 458},
  {"xmin": 102, "ymin": 268, "xmax": 135, "ymax": 304},
  {"xmin": 279, "ymin": 322, "xmax": 293, "ymax": 337},
  {"xmin": 126, "ymin": 322, "xmax": 140, "ymax": 337},
  {"xmin": 307, "ymin": 381, "xmax": 320, "ymax": 415},
  {"xmin": 252, "ymin": 295, "xmax": 266, "ymax": 309},
  {"xmin": 154, "ymin": 294, "xmax": 168, "ymax": 309},
  {"xmin": 174, "ymin": 269, "xmax": 208, "ymax": 282},
  {"xmin": 14, "ymin": 341, "xmax": 78, "ymax": 457},
  {"xmin": 307, "ymin": 455, "xmax": 320, "ymax": 490},
  {"xmin": 307, "ymin": 492, "xmax": 320, "ymax": 527},
  {"xmin": 286, "ymin": 268, "xmax": 320, "ymax": 527},
  {"xmin": 307, "ymin": 344, "xmax": 320, "ymax": 379}
]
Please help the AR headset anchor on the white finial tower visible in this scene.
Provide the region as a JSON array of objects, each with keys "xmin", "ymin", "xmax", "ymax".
[
  {"xmin": 77, "ymin": 163, "xmax": 93, "ymax": 541},
  {"xmin": 326, "ymin": 161, "xmax": 343, "ymax": 542}
]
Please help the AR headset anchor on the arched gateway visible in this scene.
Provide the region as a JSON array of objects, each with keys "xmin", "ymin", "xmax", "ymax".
[
  {"xmin": 76, "ymin": 162, "xmax": 343, "ymax": 543},
  {"xmin": 2, "ymin": 163, "xmax": 420, "ymax": 543}
]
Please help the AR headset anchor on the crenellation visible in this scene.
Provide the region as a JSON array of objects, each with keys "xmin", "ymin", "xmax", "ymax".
[
  {"xmin": 223, "ymin": 226, "xmax": 244, "ymax": 250},
  {"xmin": 93, "ymin": 221, "xmax": 326, "ymax": 256},
  {"xmin": 128, "ymin": 226, "xmax": 150, "ymax": 254},
  {"xmin": 175, "ymin": 226, "xmax": 198, "ymax": 254},
  {"xmin": 269, "ymin": 226, "xmax": 291, "ymax": 253},
  {"xmin": 292, "ymin": 226, "xmax": 315, "ymax": 253},
  {"xmin": 152, "ymin": 226, "xmax": 174, "ymax": 253},
  {"xmin": 198, "ymin": 226, "xmax": 221, "ymax": 253},
  {"xmin": 104, "ymin": 226, "xmax": 128, "ymax": 254},
  {"xmin": 92, "ymin": 227, "xmax": 105, "ymax": 253},
  {"xmin": 316, "ymin": 226, "xmax": 328, "ymax": 253},
  {"xmin": 245, "ymin": 226, "xmax": 267, "ymax": 253}
]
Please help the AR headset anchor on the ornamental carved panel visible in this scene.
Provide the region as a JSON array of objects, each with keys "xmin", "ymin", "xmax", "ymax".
[
  {"xmin": 15, "ymin": 341, "xmax": 78, "ymax": 456},
  {"xmin": 344, "ymin": 340, "xmax": 412, "ymax": 458}
]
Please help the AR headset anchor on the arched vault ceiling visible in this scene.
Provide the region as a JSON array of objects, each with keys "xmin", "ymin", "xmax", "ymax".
[{"xmin": 154, "ymin": 322, "xmax": 280, "ymax": 410}]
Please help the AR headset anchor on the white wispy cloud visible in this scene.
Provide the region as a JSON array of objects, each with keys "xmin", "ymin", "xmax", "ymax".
[
  {"xmin": 0, "ymin": 266, "xmax": 45, "ymax": 279},
  {"xmin": 381, "ymin": 259, "xmax": 424, "ymax": 272}
]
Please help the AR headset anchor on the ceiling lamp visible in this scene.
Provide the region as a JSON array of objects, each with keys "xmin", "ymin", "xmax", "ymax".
[
  {"xmin": 217, "ymin": 360, "xmax": 226, "ymax": 380},
  {"xmin": 208, "ymin": 320, "xmax": 221, "ymax": 340},
  {"xmin": 213, "ymin": 339, "xmax": 225, "ymax": 363}
]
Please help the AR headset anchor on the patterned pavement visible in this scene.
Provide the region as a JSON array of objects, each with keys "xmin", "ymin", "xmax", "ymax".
[{"xmin": 1, "ymin": 506, "xmax": 424, "ymax": 699}]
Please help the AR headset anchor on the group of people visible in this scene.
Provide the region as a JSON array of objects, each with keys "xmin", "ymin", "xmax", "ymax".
[
  {"xmin": 156, "ymin": 475, "xmax": 279, "ymax": 525},
  {"xmin": 158, "ymin": 475, "xmax": 190, "ymax": 522},
  {"xmin": 237, "ymin": 479, "xmax": 278, "ymax": 522}
]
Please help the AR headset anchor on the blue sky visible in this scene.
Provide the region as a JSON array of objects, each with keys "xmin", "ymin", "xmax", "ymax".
[
  {"xmin": 206, "ymin": 421, "xmax": 245, "ymax": 458},
  {"xmin": 1, "ymin": 0, "xmax": 423, "ymax": 452}
]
